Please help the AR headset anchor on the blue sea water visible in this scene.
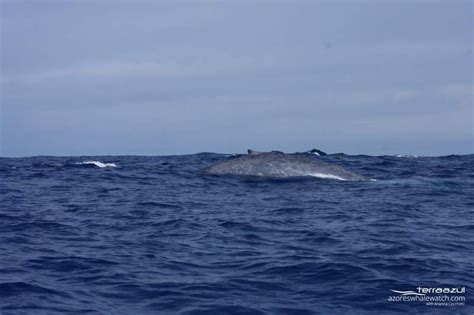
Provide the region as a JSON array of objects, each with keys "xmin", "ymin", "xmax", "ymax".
[{"xmin": 0, "ymin": 153, "xmax": 473, "ymax": 314}]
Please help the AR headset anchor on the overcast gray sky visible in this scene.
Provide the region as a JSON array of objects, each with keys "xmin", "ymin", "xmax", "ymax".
[{"xmin": 1, "ymin": 0, "xmax": 472, "ymax": 156}]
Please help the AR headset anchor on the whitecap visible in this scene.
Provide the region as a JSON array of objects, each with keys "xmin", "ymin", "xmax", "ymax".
[
  {"xmin": 307, "ymin": 173, "xmax": 346, "ymax": 181},
  {"xmin": 395, "ymin": 154, "xmax": 419, "ymax": 158},
  {"xmin": 76, "ymin": 161, "xmax": 117, "ymax": 168}
]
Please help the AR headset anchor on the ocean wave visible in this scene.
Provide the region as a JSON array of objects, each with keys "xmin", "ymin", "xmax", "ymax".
[
  {"xmin": 75, "ymin": 161, "xmax": 117, "ymax": 168},
  {"xmin": 395, "ymin": 154, "xmax": 419, "ymax": 158},
  {"xmin": 1, "ymin": 154, "xmax": 472, "ymax": 314},
  {"xmin": 307, "ymin": 172, "xmax": 346, "ymax": 180}
]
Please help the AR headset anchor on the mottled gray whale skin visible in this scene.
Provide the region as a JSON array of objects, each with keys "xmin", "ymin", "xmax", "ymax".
[{"xmin": 203, "ymin": 151, "xmax": 366, "ymax": 181}]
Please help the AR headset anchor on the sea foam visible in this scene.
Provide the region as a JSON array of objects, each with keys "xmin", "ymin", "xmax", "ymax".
[
  {"xmin": 76, "ymin": 161, "xmax": 117, "ymax": 168},
  {"xmin": 307, "ymin": 173, "xmax": 346, "ymax": 181}
]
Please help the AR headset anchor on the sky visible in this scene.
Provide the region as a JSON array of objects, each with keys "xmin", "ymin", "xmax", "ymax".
[{"xmin": 1, "ymin": 0, "xmax": 472, "ymax": 157}]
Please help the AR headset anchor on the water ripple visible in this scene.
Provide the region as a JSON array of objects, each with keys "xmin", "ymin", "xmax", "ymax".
[{"xmin": 0, "ymin": 154, "xmax": 472, "ymax": 313}]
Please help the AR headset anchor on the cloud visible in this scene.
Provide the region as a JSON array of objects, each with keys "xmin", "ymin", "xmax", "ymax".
[
  {"xmin": 2, "ymin": 36, "xmax": 468, "ymax": 85},
  {"xmin": 1, "ymin": 1, "xmax": 472, "ymax": 156}
]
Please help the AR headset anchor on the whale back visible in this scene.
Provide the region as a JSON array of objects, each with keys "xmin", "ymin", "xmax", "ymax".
[{"xmin": 204, "ymin": 152, "xmax": 366, "ymax": 181}]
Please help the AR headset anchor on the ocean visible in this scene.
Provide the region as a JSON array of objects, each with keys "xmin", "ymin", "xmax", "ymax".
[{"xmin": 0, "ymin": 153, "xmax": 473, "ymax": 314}]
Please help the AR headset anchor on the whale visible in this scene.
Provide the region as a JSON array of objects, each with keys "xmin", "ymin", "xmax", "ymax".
[{"xmin": 203, "ymin": 150, "xmax": 366, "ymax": 181}]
